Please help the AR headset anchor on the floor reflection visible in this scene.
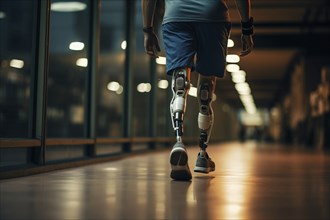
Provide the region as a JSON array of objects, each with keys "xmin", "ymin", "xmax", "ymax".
[
  {"xmin": 169, "ymin": 180, "xmax": 192, "ymax": 219},
  {"xmin": 0, "ymin": 142, "xmax": 329, "ymax": 220},
  {"xmin": 193, "ymin": 176, "xmax": 214, "ymax": 219}
]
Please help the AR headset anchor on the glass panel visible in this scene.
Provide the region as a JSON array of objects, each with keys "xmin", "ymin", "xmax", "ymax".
[
  {"xmin": 97, "ymin": 0, "xmax": 126, "ymax": 137},
  {"xmin": 96, "ymin": 144, "xmax": 122, "ymax": 156},
  {"xmin": 0, "ymin": 0, "xmax": 37, "ymax": 138},
  {"xmin": 0, "ymin": 148, "xmax": 29, "ymax": 167},
  {"xmin": 154, "ymin": 1, "xmax": 172, "ymax": 138},
  {"xmin": 45, "ymin": 145, "xmax": 86, "ymax": 163},
  {"xmin": 47, "ymin": 0, "xmax": 91, "ymax": 137},
  {"xmin": 155, "ymin": 65, "xmax": 171, "ymax": 137},
  {"xmin": 155, "ymin": 10, "xmax": 170, "ymax": 136},
  {"xmin": 133, "ymin": 0, "xmax": 150, "ymax": 137}
]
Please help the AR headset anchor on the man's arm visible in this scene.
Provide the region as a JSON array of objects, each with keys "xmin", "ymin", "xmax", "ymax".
[
  {"xmin": 234, "ymin": 0, "xmax": 251, "ymax": 22},
  {"xmin": 141, "ymin": 0, "xmax": 158, "ymax": 28},
  {"xmin": 141, "ymin": 0, "xmax": 160, "ymax": 57},
  {"xmin": 234, "ymin": 0, "xmax": 254, "ymax": 56}
]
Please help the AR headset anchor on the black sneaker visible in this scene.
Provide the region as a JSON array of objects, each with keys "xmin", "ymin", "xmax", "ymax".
[
  {"xmin": 193, "ymin": 152, "xmax": 215, "ymax": 174},
  {"xmin": 169, "ymin": 142, "xmax": 192, "ymax": 181}
]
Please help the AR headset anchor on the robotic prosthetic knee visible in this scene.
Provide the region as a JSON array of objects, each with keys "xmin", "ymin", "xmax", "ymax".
[
  {"xmin": 170, "ymin": 68, "xmax": 190, "ymax": 143},
  {"xmin": 197, "ymin": 76, "xmax": 216, "ymax": 150}
]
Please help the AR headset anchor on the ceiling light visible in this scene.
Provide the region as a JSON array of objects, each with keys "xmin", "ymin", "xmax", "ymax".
[
  {"xmin": 232, "ymin": 70, "xmax": 246, "ymax": 77},
  {"xmin": 0, "ymin": 11, "xmax": 6, "ymax": 19},
  {"xmin": 235, "ymin": 82, "xmax": 251, "ymax": 95},
  {"xmin": 116, "ymin": 86, "xmax": 123, "ymax": 94},
  {"xmin": 69, "ymin": 42, "xmax": 84, "ymax": 51},
  {"xmin": 240, "ymin": 94, "xmax": 254, "ymax": 104},
  {"xmin": 121, "ymin": 41, "xmax": 127, "ymax": 50},
  {"xmin": 232, "ymin": 74, "xmax": 246, "ymax": 83},
  {"xmin": 245, "ymin": 105, "xmax": 257, "ymax": 115},
  {"xmin": 158, "ymin": 80, "xmax": 168, "ymax": 89},
  {"xmin": 227, "ymin": 39, "xmax": 234, "ymax": 48},
  {"xmin": 226, "ymin": 64, "xmax": 240, "ymax": 72},
  {"xmin": 51, "ymin": 2, "xmax": 87, "ymax": 12},
  {"xmin": 76, "ymin": 58, "xmax": 88, "ymax": 67},
  {"xmin": 107, "ymin": 81, "xmax": 123, "ymax": 94},
  {"xmin": 10, "ymin": 59, "xmax": 24, "ymax": 69},
  {"xmin": 107, "ymin": 81, "xmax": 120, "ymax": 91},
  {"xmin": 240, "ymin": 110, "xmax": 262, "ymax": 125},
  {"xmin": 137, "ymin": 83, "xmax": 152, "ymax": 93},
  {"xmin": 156, "ymin": 56, "xmax": 166, "ymax": 65},
  {"xmin": 232, "ymin": 70, "xmax": 247, "ymax": 83},
  {"xmin": 226, "ymin": 54, "xmax": 240, "ymax": 63},
  {"xmin": 188, "ymin": 86, "xmax": 197, "ymax": 97}
]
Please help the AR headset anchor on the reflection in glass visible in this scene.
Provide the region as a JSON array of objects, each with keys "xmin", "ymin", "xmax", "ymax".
[
  {"xmin": 156, "ymin": 65, "xmax": 171, "ymax": 136},
  {"xmin": 97, "ymin": 0, "xmax": 126, "ymax": 137},
  {"xmin": 47, "ymin": 0, "xmax": 91, "ymax": 137},
  {"xmin": 0, "ymin": 0, "xmax": 37, "ymax": 138},
  {"xmin": 132, "ymin": 0, "xmax": 151, "ymax": 137}
]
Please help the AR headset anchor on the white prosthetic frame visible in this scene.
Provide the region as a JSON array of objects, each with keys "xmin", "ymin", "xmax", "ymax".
[
  {"xmin": 197, "ymin": 76, "xmax": 215, "ymax": 149},
  {"xmin": 170, "ymin": 68, "xmax": 190, "ymax": 143}
]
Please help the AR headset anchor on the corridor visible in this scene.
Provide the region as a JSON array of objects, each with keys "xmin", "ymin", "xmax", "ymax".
[{"xmin": 1, "ymin": 141, "xmax": 329, "ymax": 220}]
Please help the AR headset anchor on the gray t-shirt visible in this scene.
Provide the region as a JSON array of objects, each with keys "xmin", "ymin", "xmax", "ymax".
[{"xmin": 163, "ymin": 0, "xmax": 230, "ymax": 24}]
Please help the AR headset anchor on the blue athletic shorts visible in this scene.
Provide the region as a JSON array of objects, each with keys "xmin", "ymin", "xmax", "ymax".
[{"xmin": 162, "ymin": 22, "xmax": 231, "ymax": 77}]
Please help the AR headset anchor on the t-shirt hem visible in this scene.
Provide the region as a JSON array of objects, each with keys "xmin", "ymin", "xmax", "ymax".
[{"xmin": 162, "ymin": 17, "xmax": 230, "ymax": 25}]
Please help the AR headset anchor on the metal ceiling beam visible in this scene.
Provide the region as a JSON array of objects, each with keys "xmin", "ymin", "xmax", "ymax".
[
  {"xmin": 231, "ymin": 22, "xmax": 330, "ymax": 29},
  {"xmin": 230, "ymin": 33, "xmax": 330, "ymax": 49},
  {"xmin": 227, "ymin": 0, "xmax": 328, "ymax": 8}
]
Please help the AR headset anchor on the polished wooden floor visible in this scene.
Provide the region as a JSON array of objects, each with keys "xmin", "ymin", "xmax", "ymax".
[{"xmin": 1, "ymin": 141, "xmax": 329, "ymax": 220}]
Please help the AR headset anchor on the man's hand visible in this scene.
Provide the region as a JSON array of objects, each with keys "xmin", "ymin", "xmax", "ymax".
[
  {"xmin": 143, "ymin": 30, "xmax": 161, "ymax": 58},
  {"xmin": 239, "ymin": 17, "xmax": 254, "ymax": 56},
  {"xmin": 240, "ymin": 34, "xmax": 253, "ymax": 56}
]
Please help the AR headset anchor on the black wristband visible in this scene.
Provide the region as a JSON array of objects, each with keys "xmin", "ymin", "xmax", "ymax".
[
  {"xmin": 143, "ymin": 26, "xmax": 154, "ymax": 33},
  {"xmin": 242, "ymin": 27, "xmax": 253, "ymax": 35},
  {"xmin": 241, "ymin": 17, "xmax": 253, "ymax": 28},
  {"xmin": 241, "ymin": 17, "xmax": 254, "ymax": 35}
]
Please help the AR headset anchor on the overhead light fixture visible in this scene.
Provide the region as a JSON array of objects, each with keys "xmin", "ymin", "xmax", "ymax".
[
  {"xmin": 0, "ymin": 11, "xmax": 6, "ymax": 19},
  {"xmin": 10, "ymin": 59, "xmax": 24, "ymax": 69},
  {"xmin": 51, "ymin": 2, "xmax": 87, "ymax": 12},
  {"xmin": 240, "ymin": 93, "xmax": 257, "ymax": 115},
  {"xmin": 107, "ymin": 81, "xmax": 123, "ymax": 94},
  {"xmin": 232, "ymin": 74, "xmax": 246, "ymax": 83},
  {"xmin": 116, "ymin": 86, "xmax": 123, "ymax": 94},
  {"xmin": 156, "ymin": 56, "xmax": 166, "ymax": 65},
  {"xmin": 121, "ymin": 41, "xmax": 127, "ymax": 50},
  {"xmin": 158, "ymin": 80, "xmax": 169, "ymax": 89},
  {"xmin": 226, "ymin": 64, "xmax": 240, "ymax": 72},
  {"xmin": 231, "ymin": 70, "xmax": 246, "ymax": 83},
  {"xmin": 188, "ymin": 86, "xmax": 197, "ymax": 97},
  {"xmin": 69, "ymin": 42, "xmax": 84, "ymax": 51},
  {"xmin": 240, "ymin": 94, "xmax": 254, "ymax": 104},
  {"xmin": 137, "ymin": 83, "xmax": 152, "ymax": 93},
  {"xmin": 76, "ymin": 58, "xmax": 88, "ymax": 67},
  {"xmin": 245, "ymin": 105, "xmax": 257, "ymax": 114},
  {"xmin": 235, "ymin": 82, "xmax": 251, "ymax": 95},
  {"xmin": 226, "ymin": 54, "xmax": 240, "ymax": 63},
  {"xmin": 107, "ymin": 81, "xmax": 120, "ymax": 91},
  {"xmin": 227, "ymin": 39, "xmax": 234, "ymax": 48},
  {"xmin": 232, "ymin": 70, "xmax": 246, "ymax": 77}
]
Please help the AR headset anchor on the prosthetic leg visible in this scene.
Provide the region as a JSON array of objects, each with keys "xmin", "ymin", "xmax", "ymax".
[
  {"xmin": 197, "ymin": 75, "xmax": 216, "ymax": 152},
  {"xmin": 194, "ymin": 75, "xmax": 216, "ymax": 173},
  {"xmin": 169, "ymin": 68, "xmax": 192, "ymax": 180},
  {"xmin": 170, "ymin": 68, "xmax": 190, "ymax": 143}
]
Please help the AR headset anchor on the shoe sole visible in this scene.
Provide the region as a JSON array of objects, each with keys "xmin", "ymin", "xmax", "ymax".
[
  {"xmin": 170, "ymin": 147, "xmax": 191, "ymax": 181},
  {"xmin": 193, "ymin": 166, "xmax": 215, "ymax": 174},
  {"xmin": 170, "ymin": 147, "xmax": 188, "ymax": 165}
]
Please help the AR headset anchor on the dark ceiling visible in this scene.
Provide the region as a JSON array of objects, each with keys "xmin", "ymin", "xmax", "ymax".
[{"xmin": 217, "ymin": 0, "xmax": 330, "ymax": 109}]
